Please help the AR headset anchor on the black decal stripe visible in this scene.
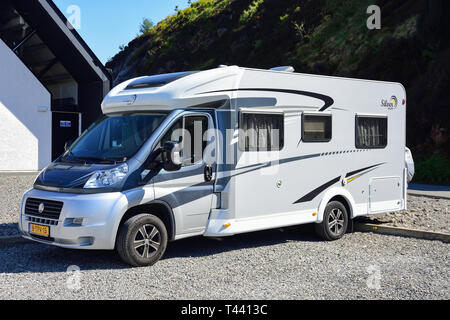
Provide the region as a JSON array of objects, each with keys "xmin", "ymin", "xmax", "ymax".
[
  {"xmin": 294, "ymin": 176, "xmax": 341, "ymax": 204},
  {"xmin": 345, "ymin": 163, "xmax": 386, "ymax": 178},
  {"xmin": 216, "ymin": 153, "xmax": 322, "ymax": 187},
  {"xmin": 197, "ymin": 88, "xmax": 334, "ymax": 111}
]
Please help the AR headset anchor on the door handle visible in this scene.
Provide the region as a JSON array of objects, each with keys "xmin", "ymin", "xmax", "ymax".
[{"xmin": 204, "ymin": 165, "xmax": 213, "ymax": 182}]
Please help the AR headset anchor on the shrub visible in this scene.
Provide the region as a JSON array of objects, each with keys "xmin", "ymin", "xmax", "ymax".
[
  {"xmin": 280, "ymin": 14, "xmax": 289, "ymax": 23},
  {"xmin": 139, "ymin": 18, "xmax": 154, "ymax": 35},
  {"xmin": 240, "ymin": 0, "xmax": 264, "ymax": 24},
  {"xmin": 413, "ymin": 152, "xmax": 450, "ymax": 185}
]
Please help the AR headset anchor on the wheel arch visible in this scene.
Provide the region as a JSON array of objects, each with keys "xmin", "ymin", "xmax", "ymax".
[
  {"xmin": 317, "ymin": 187, "xmax": 356, "ymax": 223},
  {"xmin": 117, "ymin": 200, "xmax": 176, "ymax": 243}
]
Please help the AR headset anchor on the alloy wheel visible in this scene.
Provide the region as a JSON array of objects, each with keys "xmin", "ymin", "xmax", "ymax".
[{"xmin": 133, "ymin": 224, "xmax": 161, "ymax": 259}]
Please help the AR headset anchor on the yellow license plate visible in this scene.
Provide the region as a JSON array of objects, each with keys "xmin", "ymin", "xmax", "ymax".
[{"xmin": 29, "ymin": 224, "xmax": 50, "ymax": 237}]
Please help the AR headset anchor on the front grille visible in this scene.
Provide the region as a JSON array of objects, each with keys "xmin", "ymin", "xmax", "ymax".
[
  {"xmin": 25, "ymin": 198, "xmax": 63, "ymax": 220},
  {"xmin": 25, "ymin": 216, "xmax": 59, "ymax": 226}
]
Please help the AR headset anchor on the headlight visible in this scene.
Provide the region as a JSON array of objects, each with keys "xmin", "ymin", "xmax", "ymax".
[{"xmin": 84, "ymin": 163, "xmax": 129, "ymax": 189}]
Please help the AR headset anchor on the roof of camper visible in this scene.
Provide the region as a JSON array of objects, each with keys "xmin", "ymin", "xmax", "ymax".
[
  {"xmin": 101, "ymin": 66, "xmax": 243, "ymax": 114},
  {"xmin": 101, "ymin": 66, "xmax": 305, "ymax": 113},
  {"xmin": 101, "ymin": 66, "xmax": 404, "ymax": 114}
]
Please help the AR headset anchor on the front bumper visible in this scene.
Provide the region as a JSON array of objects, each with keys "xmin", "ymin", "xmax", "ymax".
[{"xmin": 19, "ymin": 188, "xmax": 129, "ymax": 250}]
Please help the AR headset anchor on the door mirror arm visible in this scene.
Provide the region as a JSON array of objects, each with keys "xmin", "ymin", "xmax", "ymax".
[
  {"xmin": 64, "ymin": 140, "xmax": 73, "ymax": 152},
  {"xmin": 147, "ymin": 148, "xmax": 164, "ymax": 170},
  {"xmin": 148, "ymin": 141, "xmax": 182, "ymax": 172}
]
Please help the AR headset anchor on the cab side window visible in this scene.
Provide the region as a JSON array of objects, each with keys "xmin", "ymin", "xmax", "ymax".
[
  {"xmin": 159, "ymin": 115, "xmax": 209, "ymax": 167},
  {"xmin": 182, "ymin": 116, "xmax": 208, "ymax": 166},
  {"xmin": 160, "ymin": 118, "xmax": 183, "ymax": 146}
]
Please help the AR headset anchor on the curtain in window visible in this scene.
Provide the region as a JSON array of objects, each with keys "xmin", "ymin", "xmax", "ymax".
[
  {"xmin": 357, "ymin": 117, "xmax": 387, "ymax": 148},
  {"xmin": 241, "ymin": 113, "xmax": 283, "ymax": 151}
]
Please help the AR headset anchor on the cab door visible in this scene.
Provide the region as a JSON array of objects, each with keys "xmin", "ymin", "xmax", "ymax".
[{"xmin": 153, "ymin": 111, "xmax": 216, "ymax": 236}]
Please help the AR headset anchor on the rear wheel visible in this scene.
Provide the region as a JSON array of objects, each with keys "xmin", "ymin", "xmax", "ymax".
[
  {"xmin": 116, "ymin": 214, "xmax": 168, "ymax": 267},
  {"xmin": 315, "ymin": 201, "xmax": 348, "ymax": 241}
]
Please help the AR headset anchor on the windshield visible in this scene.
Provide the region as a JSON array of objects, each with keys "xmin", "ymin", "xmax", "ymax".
[{"xmin": 63, "ymin": 112, "xmax": 167, "ymax": 163}]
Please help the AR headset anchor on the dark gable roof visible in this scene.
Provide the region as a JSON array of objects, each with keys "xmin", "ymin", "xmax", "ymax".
[{"xmin": 13, "ymin": 0, "xmax": 111, "ymax": 85}]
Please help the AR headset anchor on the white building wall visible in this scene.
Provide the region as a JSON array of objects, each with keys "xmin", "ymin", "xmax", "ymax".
[{"xmin": 0, "ymin": 39, "xmax": 52, "ymax": 171}]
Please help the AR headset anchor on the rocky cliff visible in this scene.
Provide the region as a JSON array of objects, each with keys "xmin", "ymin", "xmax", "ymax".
[{"xmin": 106, "ymin": 0, "xmax": 450, "ymax": 182}]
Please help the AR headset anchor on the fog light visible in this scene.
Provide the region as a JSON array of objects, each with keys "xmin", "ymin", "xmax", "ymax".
[
  {"xmin": 65, "ymin": 218, "xmax": 84, "ymax": 226},
  {"xmin": 78, "ymin": 237, "xmax": 94, "ymax": 246},
  {"xmin": 73, "ymin": 218, "xmax": 84, "ymax": 225}
]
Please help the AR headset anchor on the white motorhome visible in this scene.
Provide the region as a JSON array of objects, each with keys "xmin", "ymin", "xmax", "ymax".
[{"xmin": 20, "ymin": 66, "xmax": 408, "ymax": 266}]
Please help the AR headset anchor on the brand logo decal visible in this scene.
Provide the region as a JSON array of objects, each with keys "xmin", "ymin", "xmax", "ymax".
[
  {"xmin": 381, "ymin": 96, "xmax": 398, "ymax": 110},
  {"xmin": 38, "ymin": 203, "xmax": 45, "ymax": 213},
  {"xmin": 126, "ymin": 95, "xmax": 137, "ymax": 105}
]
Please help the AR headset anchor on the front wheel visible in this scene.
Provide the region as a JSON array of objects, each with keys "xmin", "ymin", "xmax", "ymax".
[
  {"xmin": 116, "ymin": 214, "xmax": 168, "ymax": 267},
  {"xmin": 315, "ymin": 201, "xmax": 349, "ymax": 241}
]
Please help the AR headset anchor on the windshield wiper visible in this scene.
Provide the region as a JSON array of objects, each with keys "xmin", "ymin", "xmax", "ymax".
[
  {"xmin": 62, "ymin": 150, "xmax": 86, "ymax": 164},
  {"xmin": 76, "ymin": 156, "xmax": 118, "ymax": 164}
]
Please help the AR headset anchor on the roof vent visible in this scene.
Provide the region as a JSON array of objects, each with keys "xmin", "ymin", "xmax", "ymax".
[
  {"xmin": 269, "ymin": 66, "xmax": 295, "ymax": 72},
  {"xmin": 124, "ymin": 71, "xmax": 197, "ymax": 90}
]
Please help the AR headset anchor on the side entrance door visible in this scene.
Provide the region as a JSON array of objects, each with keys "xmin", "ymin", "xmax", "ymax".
[{"xmin": 153, "ymin": 111, "xmax": 216, "ymax": 236}]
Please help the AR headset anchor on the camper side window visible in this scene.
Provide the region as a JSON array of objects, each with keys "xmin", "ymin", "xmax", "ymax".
[
  {"xmin": 355, "ymin": 116, "xmax": 387, "ymax": 149},
  {"xmin": 239, "ymin": 113, "xmax": 284, "ymax": 152},
  {"xmin": 302, "ymin": 114, "xmax": 332, "ymax": 142}
]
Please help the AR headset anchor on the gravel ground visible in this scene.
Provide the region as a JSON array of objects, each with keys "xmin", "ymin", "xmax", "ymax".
[
  {"xmin": 0, "ymin": 174, "xmax": 448, "ymax": 300},
  {"xmin": 361, "ymin": 196, "xmax": 450, "ymax": 234},
  {"xmin": 0, "ymin": 228, "xmax": 448, "ymax": 300}
]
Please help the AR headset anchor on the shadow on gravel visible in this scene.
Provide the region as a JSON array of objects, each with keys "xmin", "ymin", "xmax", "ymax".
[
  {"xmin": 0, "ymin": 225, "xmax": 320, "ymax": 273},
  {"xmin": 164, "ymin": 224, "xmax": 318, "ymax": 260},
  {"xmin": 0, "ymin": 223, "xmax": 19, "ymax": 235},
  {"xmin": 353, "ymin": 216, "xmax": 386, "ymax": 225},
  {"xmin": 0, "ymin": 222, "xmax": 18, "ymax": 229}
]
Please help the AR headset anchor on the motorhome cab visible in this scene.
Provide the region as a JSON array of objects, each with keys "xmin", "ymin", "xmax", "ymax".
[{"xmin": 20, "ymin": 66, "xmax": 408, "ymax": 266}]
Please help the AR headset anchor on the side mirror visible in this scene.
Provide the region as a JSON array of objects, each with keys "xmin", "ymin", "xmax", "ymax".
[
  {"xmin": 161, "ymin": 141, "xmax": 182, "ymax": 172},
  {"xmin": 64, "ymin": 140, "xmax": 73, "ymax": 151}
]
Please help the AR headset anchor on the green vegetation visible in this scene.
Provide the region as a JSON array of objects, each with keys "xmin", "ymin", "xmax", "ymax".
[
  {"xmin": 240, "ymin": 0, "xmax": 264, "ymax": 24},
  {"xmin": 107, "ymin": 0, "xmax": 450, "ymax": 185},
  {"xmin": 139, "ymin": 18, "xmax": 154, "ymax": 35},
  {"xmin": 414, "ymin": 153, "xmax": 450, "ymax": 185}
]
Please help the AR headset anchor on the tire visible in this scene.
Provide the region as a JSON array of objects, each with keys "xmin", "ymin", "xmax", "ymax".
[
  {"xmin": 116, "ymin": 214, "xmax": 168, "ymax": 267},
  {"xmin": 315, "ymin": 201, "xmax": 349, "ymax": 241}
]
